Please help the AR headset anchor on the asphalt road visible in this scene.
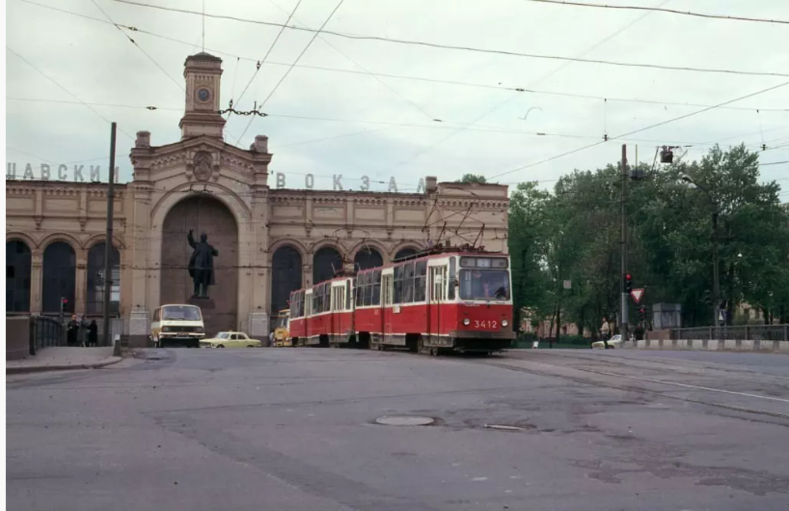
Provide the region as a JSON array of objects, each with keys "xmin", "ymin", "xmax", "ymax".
[{"xmin": 7, "ymin": 347, "xmax": 789, "ymax": 511}]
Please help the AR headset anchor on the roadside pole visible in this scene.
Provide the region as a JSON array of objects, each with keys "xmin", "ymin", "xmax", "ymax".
[
  {"xmin": 102, "ymin": 122, "xmax": 117, "ymax": 347},
  {"xmin": 620, "ymin": 144, "xmax": 628, "ymax": 342}
]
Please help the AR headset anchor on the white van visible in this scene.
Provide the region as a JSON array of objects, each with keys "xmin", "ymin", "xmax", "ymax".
[{"xmin": 151, "ymin": 304, "xmax": 205, "ymax": 348}]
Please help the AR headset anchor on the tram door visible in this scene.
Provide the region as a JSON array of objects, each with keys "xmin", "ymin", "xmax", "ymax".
[
  {"xmin": 382, "ymin": 273, "xmax": 394, "ymax": 344},
  {"xmin": 428, "ymin": 265, "xmax": 446, "ymax": 343}
]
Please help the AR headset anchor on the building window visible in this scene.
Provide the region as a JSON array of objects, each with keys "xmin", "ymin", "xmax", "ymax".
[{"xmin": 42, "ymin": 242, "xmax": 76, "ymax": 314}]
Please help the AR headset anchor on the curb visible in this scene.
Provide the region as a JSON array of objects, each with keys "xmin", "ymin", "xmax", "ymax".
[{"xmin": 6, "ymin": 356, "xmax": 124, "ymax": 375}]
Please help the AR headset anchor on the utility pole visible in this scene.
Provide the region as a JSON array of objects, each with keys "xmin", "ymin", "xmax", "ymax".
[
  {"xmin": 102, "ymin": 122, "xmax": 117, "ymax": 347},
  {"xmin": 620, "ymin": 144, "xmax": 628, "ymax": 342},
  {"xmin": 712, "ymin": 209, "xmax": 721, "ymax": 340}
]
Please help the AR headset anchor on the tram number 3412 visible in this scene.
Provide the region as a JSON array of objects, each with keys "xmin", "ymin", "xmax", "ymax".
[{"xmin": 472, "ymin": 320, "xmax": 498, "ymax": 329}]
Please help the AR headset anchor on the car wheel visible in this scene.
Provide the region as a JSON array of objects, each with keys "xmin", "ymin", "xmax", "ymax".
[
  {"xmin": 247, "ymin": 345, "xmax": 255, "ymax": 348},
  {"xmin": 217, "ymin": 344, "xmax": 225, "ymax": 349}
]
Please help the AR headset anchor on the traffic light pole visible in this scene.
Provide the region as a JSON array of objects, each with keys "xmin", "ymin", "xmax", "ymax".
[{"xmin": 620, "ymin": 144, "xmax": 629, "ymax": 342}]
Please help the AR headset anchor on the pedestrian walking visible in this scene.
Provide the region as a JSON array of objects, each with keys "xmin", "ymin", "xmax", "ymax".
[
  {"xmin": 66, "ymin": 315, "xmax": 79, "ymax": 347},
  {"xmin": 269, "ymin": 331, "xmax": 275, "ymax": 347},
  {"xmin": 88, "ymin": 320, "xmax": 99, "ymax": 347}
]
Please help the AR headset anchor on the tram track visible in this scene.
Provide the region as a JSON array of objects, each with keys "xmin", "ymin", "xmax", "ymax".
[
  {"xmin": 514, "ymin": 350, "xmax": 789, "ymax": 384},
  {"xmin": 466, "ymin": 356, "xmax": 789, "ymax": 424}
]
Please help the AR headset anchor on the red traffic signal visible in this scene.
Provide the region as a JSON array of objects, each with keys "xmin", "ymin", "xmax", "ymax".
[{"xmin": 625, "ymin": 273, "xmax": 633, "ymax": 293}]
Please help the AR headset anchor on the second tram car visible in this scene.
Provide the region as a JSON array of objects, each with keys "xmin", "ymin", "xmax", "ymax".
[{"xmin": 288, "ymin": 247, "xmax": 514, "ymax": 355}]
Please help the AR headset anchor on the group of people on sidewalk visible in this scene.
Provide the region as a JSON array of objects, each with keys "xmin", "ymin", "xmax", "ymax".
[{"xmin": 66, "ymin": 315, "xmax": 99, "ymax": 347}]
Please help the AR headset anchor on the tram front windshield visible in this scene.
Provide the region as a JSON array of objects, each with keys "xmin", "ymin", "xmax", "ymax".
[{"xmin": 459, "ymin": 269, "xmax": 510, "ymax": 300}]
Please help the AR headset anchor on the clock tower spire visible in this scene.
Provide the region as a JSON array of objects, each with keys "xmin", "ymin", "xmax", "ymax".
[{"xmin": 179, "ymin": 52, "xmax": 226, "ymax": 139}]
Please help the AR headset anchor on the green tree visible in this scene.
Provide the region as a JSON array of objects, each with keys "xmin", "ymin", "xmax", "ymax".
[{"xmin": 456, "ymin": 174, "xmax": 487, "ymax": 184}]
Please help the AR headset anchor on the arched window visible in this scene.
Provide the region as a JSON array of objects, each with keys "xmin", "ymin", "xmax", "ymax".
[
  {"xmin": 354, "ymin": 247, "xmax": 383, "ymax": 271},
  {"xmin": 6, "ymin": 240, "xmax": 31, "ymax": 313},
  {"xmin": 86, "ymin": 243, "xmax": 121, "ymax": 315},
  {"xmin": 43, "ymin": 242, "xmax": 76, "ymax": 314},
  {"xmin": 313, "ymin": 247, "xmax": 342, "ymax": 285},
  {"xmin": 394, "ymin": 247, "xmax": 419, "ymax": 261},
  {"xmin": 271, "ymin": 246, "xmax": 302, "ymax": 316}
]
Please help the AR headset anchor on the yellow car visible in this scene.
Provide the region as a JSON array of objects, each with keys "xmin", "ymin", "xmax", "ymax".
[
  {"xmin": 273, "ymin": 309, "xmax": 291, "ymax": 347},
  {"xmin": 200, "ymin": 331, "xmax": 262, "ymax": 349}
]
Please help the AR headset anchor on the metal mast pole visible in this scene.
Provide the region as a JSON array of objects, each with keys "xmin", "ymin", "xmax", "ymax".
[
  {"xmin": 620, "ymin": 144, "xmax": 628, "ymax": 342},
  {"xmin": 102, "ymin": 122, "xmax": 117, "ymax": 347}
]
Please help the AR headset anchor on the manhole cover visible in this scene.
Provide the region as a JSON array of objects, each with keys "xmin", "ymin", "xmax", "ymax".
[{"xmin": 375, "ymin": 416, "xmax": 434, "ymax": 426}]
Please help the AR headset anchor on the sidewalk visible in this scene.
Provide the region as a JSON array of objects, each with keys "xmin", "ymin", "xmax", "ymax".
[{"xmin": 6, "ymin": 347, "xmax": 122, "ymax": 375}]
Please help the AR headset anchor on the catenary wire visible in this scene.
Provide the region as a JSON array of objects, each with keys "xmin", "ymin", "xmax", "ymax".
[
  {"xmin": 89, "ymin": 0, "xmax": 183, "ymax": 92},
  {"xmin": 524, "ymin": 0, "xmax": 789, "ymax": 25},
  {"xmin": 111, "ymin": 0, "xmax": 789, "ymax": 78},
  {"xmin": 487, "ymin": 79, "xmax": 789, "ymax": 181},
  {"xmin": 16, "ymin": 1, "xmax": 789, "ymax": 113},
  {"xmin": 6, "ymin": 46, "xmax": 135, "ymax": 141},
  {"xmin": 235, "ymin": 0, "xmax": 346, "ymax": 144}
]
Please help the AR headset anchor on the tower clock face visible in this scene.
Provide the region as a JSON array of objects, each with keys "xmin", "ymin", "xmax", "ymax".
[{"xmin": 196, "ymin": 88, "xmax": 211, "ymax": 102}]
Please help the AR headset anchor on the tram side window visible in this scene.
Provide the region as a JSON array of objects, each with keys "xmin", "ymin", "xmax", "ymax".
[
  {"xmin": 346, "ymin": 280, "xmax": 351, "ymax": 310},
  {"xmin": 355, "ymin": 274, "xmax": 364, "ymax": 307},
  {"xmin": 448, "ymin": 257, "xmax": 456, "ymax": 300},
  {"xmin": 372, "ymin": 270, "xmax": 382, "ymax": 305},
  {"xmin": 414, "ymin": 261, "xmax": 427, "ymax": 302},
  {"xmin": 324, "ymin": 284, "xmax": 331, "ymax": 313},
  {"xmin": 403, "ymin": 262, "xmax": 415, "ymax": 303},
  {"xmin": 394, "ymin": 265, "xmax": 403, "ymax": 304}
]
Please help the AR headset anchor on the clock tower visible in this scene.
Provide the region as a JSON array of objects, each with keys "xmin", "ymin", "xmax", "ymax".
[{"xmin": 179, "ymin": 52, "xmax": 226, "ymax": 139}]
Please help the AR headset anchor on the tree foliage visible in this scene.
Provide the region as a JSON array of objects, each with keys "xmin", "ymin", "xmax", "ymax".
[
  {"xmin": 456, "ymin": 173, "xmax": 487, "ymax": 184},
  {"xmin": 508, "ymin": 145, "xmax": 789, "ymax": 333}
]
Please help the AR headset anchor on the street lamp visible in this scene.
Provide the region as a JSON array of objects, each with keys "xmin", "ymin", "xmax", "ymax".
[{"xmin": 681, "ymin": 174, "xmax": 721, "ymax": 339}]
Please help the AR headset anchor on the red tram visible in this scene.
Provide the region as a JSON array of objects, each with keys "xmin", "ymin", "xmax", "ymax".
[{"xmin": 288, "ymin": 247, "xmax": 514, "ymax": 355}]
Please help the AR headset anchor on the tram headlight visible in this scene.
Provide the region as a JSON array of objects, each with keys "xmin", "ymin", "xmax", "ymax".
[
  {"xmin": 501, "ymin": 319, "xmax": 508, "ymax": 328},
  {"xmin": 463, "ymin": 318, "xmax": 470, "ymax": 326}
]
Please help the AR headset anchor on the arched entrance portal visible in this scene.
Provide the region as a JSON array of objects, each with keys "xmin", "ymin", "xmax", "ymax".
[
  {"xmin": 354, "ymin": 247, "xmax": 383, "ymax": 271},
  {"xmin": 6, "ymin": 240, "xmax": 32, "ymax": 313},
  {"xmin": 313, "ymin": 247, "xmax": 342, "ymax": 285},
  {"xmin": 271, "ymin": 246, "xmax": 302, "ymax": 316},
  {"xmin": 161, "ymin": 196, "xmax": 238, "ymax": 336}
]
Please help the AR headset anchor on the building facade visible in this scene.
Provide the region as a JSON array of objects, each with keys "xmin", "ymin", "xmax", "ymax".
[{"xmin": 6, "ymin": 52, "xmax": 510, "ymax": 346}]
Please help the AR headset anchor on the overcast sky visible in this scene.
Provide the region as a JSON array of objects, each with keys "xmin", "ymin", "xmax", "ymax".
[{"xmin": 5, "ymin": 0, "xmax": 789, "ymax": 200}]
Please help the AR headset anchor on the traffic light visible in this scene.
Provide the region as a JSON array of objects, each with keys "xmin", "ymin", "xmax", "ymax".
[
  {"xmin": 625, "ymin": 273, "xmax": 633, "ymax": 293},
  {"xmin": 639, "ymin": 305, "xmax": 646, "ymax": 321},
  {"xmin": 61, "ymin": 297, "xmax": 68, "ymax": 312}
]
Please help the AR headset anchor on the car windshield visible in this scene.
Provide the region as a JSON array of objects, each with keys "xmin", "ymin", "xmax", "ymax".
[
  {"xmin": 459, "ymin": 269, "xmax": 510, "ymax": 300},
  {"xmin": 216, "ymin": 332, "xmax": 230, "ymax": 339},
  {"xmin": 162, "ymin": 306, "xmax": 201, "ymax": 321}
]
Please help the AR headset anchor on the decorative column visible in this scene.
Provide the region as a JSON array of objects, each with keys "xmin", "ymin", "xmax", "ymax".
[
  {"xmin": 127, "ymin": 131, "xmax": 154, "ymax": 347},
  {"xmin": 247, "ymin": 135, "xmax": 272, "ymax": 338},
  {"xmin": 30, "ymin": 250, "xmax": 43, "ymax": 315},
  {"xmin": 75, "ymin": 250, "xmax": 87, "ymax": 315}
]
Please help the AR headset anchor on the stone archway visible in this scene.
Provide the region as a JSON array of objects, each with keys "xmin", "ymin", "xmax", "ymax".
[
  {"xmin": 313, "ymin": 247, "xmax": 342, "ymax": 285},
  {"xmin": 161, "ymin": 196, "xmax": 238, "ymax": 336},
  {"xmin": 271, "ymin": 246, "xmax": 302, "ymax": 316}
]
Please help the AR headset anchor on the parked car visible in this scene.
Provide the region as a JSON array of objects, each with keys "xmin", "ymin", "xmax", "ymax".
[
  {"xmin": 200, "ymin": 331, "xmax": 262, "ymax": 349},
  {"xmin": 591, "ymin": 334, "xmax": 622, "ymax": 350}
]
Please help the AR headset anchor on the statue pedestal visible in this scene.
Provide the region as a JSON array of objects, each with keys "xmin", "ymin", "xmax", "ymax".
[
  {"xmin": 188, "ymin": 296, "xmax": 215, "ymax": 310},
  {"xmin": 248, "ymin": 312, "xmax": 269, "ymax": 338}
]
